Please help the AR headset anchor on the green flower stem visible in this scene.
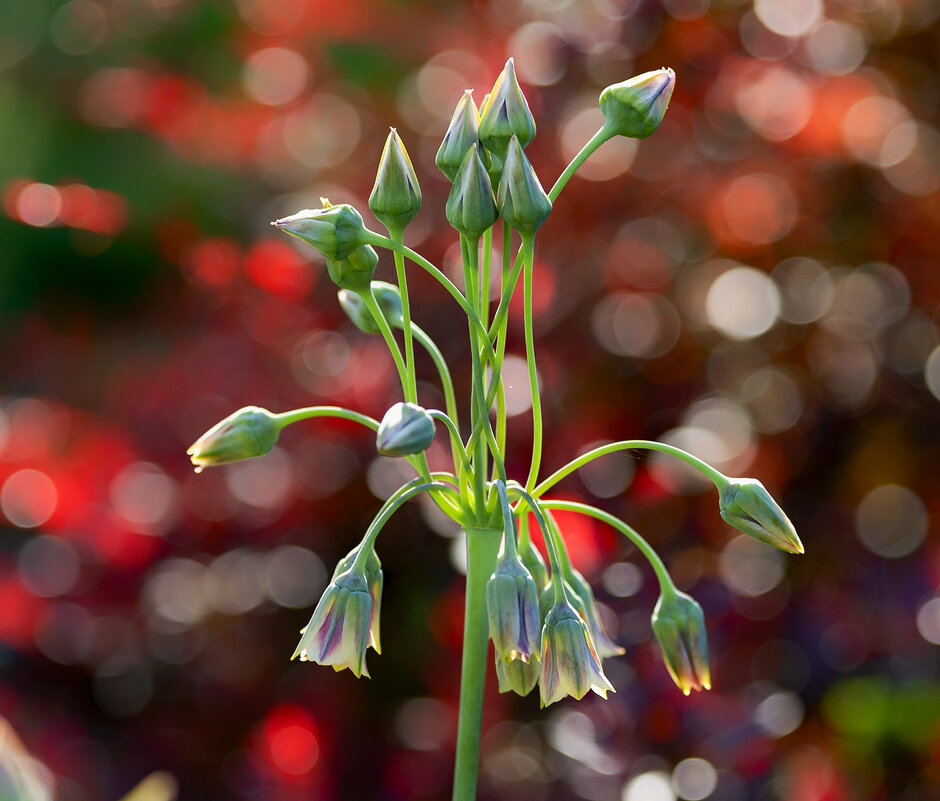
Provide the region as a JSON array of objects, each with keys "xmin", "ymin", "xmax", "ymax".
[
  {"xmin": 428, "ymin": 410, "xmax": 473, "ymax": 479},
  {"xmin": 361, "ymin": 289, "xmax": 409, "ymax": 396},
  {"xmin": 494, "ymin": 480, "xmax": 518, "ymax": 559},
  {"xmin": 389, "ymin": 227, "xmax": 418, "ymax": 404},
  {"xmin": 413, "ymin": 324, "xmax": 461, "ymax": 466},
  {"xmin": 507, "ymin": 483, "xmax": 570, "ymax": 606},
  {"xmin": 461, "ymin": 235, "xmax": 488, "ymax": 520},
  {"xmin": 452, "ymin": 524, "xmax": 503, "ymax": 801},
  {"xmin": 521, "ymin": 234, "xmax": 543, "ymax": 493},
  {"xmin": 480, "ymin": 226, "xmax": 492, "ymax": 328},
  {"xmin": 547, "ymin": 125, "xmax": 613, "ymax": 202},
  {"xmin": 274, "ymin": 406, "xmax": 380, "ymax": 431},
  {"xmin": 533, "ymin": 439, "xmax": 728, "ymax": 499},
  {"xmin": 538, "ymin": 499, "xmax": 676, "ymax": 595}
]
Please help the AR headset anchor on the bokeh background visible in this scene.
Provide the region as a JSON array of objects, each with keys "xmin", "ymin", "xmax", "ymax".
[{"xmin": 2, "ymin": 0, "xmax": 940, "ymax": 799}]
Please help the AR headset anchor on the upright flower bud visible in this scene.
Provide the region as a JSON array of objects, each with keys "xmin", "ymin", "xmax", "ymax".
[
  {"xmin": 650, "ymin": 589, "xmax": 710, "ymax": 695},
  {"xmin": 187, "ymin": 406, "xmax": 280, "ymax": 471},
  {"xmin": 369, "ymin": 128, "xmax": 422, "ymax": 233},
  {"xmin": 495, "ymin": 651, "xmax": 539, "ymax": 696},
  {"xmin": 539, "ymin": 600, "xmax": 615, "ymax": 707},
  {"xmin": 718, "ymin": 477, "xmax": 804, "ymax": 554},
  {"xmin": 436, "ymin": 90, "xmax": 481, "ymax": 183},
  {"xmin": 338, "ymin": 281, "xmax": 404, "ymax": 334},
  {"xmin": 326, "ymin": 244, "xmax": 378, "ymax": 294},
  {"xmin": 497, "ymin": 136, "xmax": 552, "ymax": 235},
  {"xmin": 293, "ymin": 569, "xmax": 373, "ymax": 678},
  {"xmin": 487, "ymin": 550, "xmax": 541, "ymax": 664},
  {"xmin": 273, "ymin": 200, "xmax": 370, "ymax": 261},
  {"xmin": 479, "ymin": 58, "xmax": 536, "ymax": 160},
  {"xmin": 445, "ymin": 144, "xmax": 498, "ymax": 239},
  {"xmin": 376, "ymin": 402, "xmax": 435, "ymax": 456},
  {"xmin": 599, "ymin": 68, "xmax": 675, "ymax": 139}
]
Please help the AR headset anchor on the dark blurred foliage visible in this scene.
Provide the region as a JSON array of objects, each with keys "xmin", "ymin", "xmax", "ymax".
[{"xmin": 1, "ymin": 0, "xmax": 940, "ymax": 800}]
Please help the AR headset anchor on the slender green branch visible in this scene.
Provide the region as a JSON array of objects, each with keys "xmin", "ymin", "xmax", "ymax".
[
  {"xmin": 534, "ymin": 439, "xmax": 728, "ymax": 499},
  {"xmin": 547, "ymin": 125, "xmax": 613, "ymax": 202},
  {"xmin": 428, "ymin": 409, "xmax": 473, "ymax": 478},
  {"xmin": 361, "ymin": 289, "xmax": 409, "ymax": 395},
  {"xmin": 274, "ymin": 406, "xmax": 379, "ymax": 431},
  {"xmin": 413, "ymin": 324, "xmax": 459, "ymax": 431},
  {"xmin": 506, "ymin": 483, "xmax": 570, "ymax": 606},
  {"xmin": 389, "ymin": 228, "xmax": 418, "ymax": 403},
  {"xmin": 521, "ymin": 235, "xmax": 542, "ymax": 492}
]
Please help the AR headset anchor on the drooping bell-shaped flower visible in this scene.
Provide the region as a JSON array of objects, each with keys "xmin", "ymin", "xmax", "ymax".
[
  {"xmin": 564, "ymin": 566, "xmax": 625, "ymax": 659},
  {"xmin": 650, "ymin": 589, "xmax": 710, "ymax": 695},
  {"xmin": 539, "ymin": 600, "xmax": 615, "ymax": 707},
  {"xmin": 495, "ymin": 650, "xmax": 539, "ymax": 697},
  {"xmin": 486, "ymin": 549, "xmax": 541, "ymax": 664},
  {"xmin": 718, "ymin": 477, "xmax": 803, "ymax": 554},
  {"xmin": 369, "ymin": 128, "xmax": 422, "ymax": 233},
  {"xmin": 599, "ymin": 68, "xmax": 675, "ymax": 139},
  {"xmin": 187, "ymin": 406, "xmax": 280, "ymax": 471},
  {"xmin": 331, "ymin": 545, "xmax": 384, "ymax": 654},
  {"xmin": 376, "ymin": 402, "xmax": 435, "ymax": 457}
]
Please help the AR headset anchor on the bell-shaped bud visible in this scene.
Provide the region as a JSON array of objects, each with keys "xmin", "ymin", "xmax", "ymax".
[
  {"xmin": 338, "ymin": 281, "xmax": 404, "ymax": 334},
  {"xmin": 487, "ymin": 550, "xmax": 541, "ymax": 664},
  {"xmin": 564, "ymin": 566, "xmax": 625, "ymax": 659},
  {"xmin": 599, "ymin": 68, "xmax": 675, "ymax": 139},
  {"xmin": 497, "ymin": 136, "xmax": 552, "ymax": 235},
  {"xmin": 326, "ymin": 244, "xmax": 378, "ymax": 293},
  {"xmin": 445, "ymin": 144, "xmax": 498, "ymax": 239},
  {"xmin": 376, "ymin": 402, "xmax": 435, "ymax": 457},
  {"xmin": 719, "ymin": 477, "xmax": 803, "ymax": 554},
  {"xmin": 479, "ymin": 58, "xmax": 536, "ymax": 160},
  {"xmin": 187, "ymin": 406, "xmax": 279, "ymax": 471},
  {"xmin": 436, "ymin": 90, "xmax": 482, "ymax": 183},
  {"xmin": 293, "ymin": 569, "xmax": 373, "ymax": 678},
  {"xmin": 650, "ymin": 589, "xmax": 710, "ymax": 695},
  {"xmin": 273, "ymin": 199, "xmax": 370, "ymax": 261},
  {"xmin": 495, "ymin": 651, "xmax": 539, "ymax": 696},
  {"xmin": 369, "ymin": 128, "xmax": 422, "ymax": 233},
  {"xmin": 539, "ymin": 599, "xmax": 615, "ymax": 707},
  {"xmin": 332, "ymin": 545, "xmax": 384, "ymax": 654}
]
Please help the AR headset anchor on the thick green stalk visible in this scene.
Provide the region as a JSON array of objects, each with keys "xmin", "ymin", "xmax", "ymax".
[{"xmin": 452, "ymin": 526, "xmax": 502, "ymax": 801}]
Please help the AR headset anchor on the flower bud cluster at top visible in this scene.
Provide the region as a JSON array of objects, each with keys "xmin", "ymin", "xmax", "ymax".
[{"xmin": 187, "ymin": 58, "xmax": 801, "ymax": 797}]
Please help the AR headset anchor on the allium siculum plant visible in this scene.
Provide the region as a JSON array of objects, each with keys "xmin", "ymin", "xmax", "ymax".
[{"xmin": 187, "ymin": 61, "xmax": 805, "ymax": 800}]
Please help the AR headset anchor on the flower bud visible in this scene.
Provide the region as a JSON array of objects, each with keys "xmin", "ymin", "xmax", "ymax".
[
  {"xmin": 539, "ymin": 600, "xmax": 615, "ymax": 707},
  {"xmin": 495, "ymin": 651, "xmax": 539, "ymax": 696},
  {"xmin": 376, "ymin": 402, "xmax": 435, "ymax": 457},
  {"xmin": 599, "ymin": 68, "xmax": 675, "ymax": 139},
  {"xmin": 487, "ymin": 550, "xmax": 541, "ymax": 664},
  {"xmin": 293, "ymin": 569, "xmax": 373, "ymax": 678},
  {"xmin": 497, "ymin": 135, "xmax": 552, "ymax": 235},
  {"xmin": 369, "ymin": 128, "xmax": 422, "ymax": 233},
  {"xmin": 445, "ymin": 144, "xmax": 498, "ymax": 239},
  {"xmin": 326, "ymin": 244, "xmax": 379, "ymax": 293},
  {"xmin": 273, "ymin": 200, "xmax": 369, "ymax": 261},
  {"xmin": 338, "ymin": 281, "xmax": 404, "ymax": 334},
  {"xmin": 436, "ymin": 90, "xmax": 482, "ymax": 183},
  {"xmin": 479, "ymin": 58, "xmax": 536, "ymax": 160},
  {"xmin": 719, "ymin": 477, "xmax": 803, "ymax": 554},
  {"xmin": 187, "ymin": 406, "xmax": 279, "ymax": 471},
  {"xmin": 651, "ymin": 590, "xmax": 710, "ymax": 695}
]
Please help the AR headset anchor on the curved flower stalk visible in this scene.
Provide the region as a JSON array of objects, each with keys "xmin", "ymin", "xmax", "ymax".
[{"xmin": 188, "ymin": 57, "xmax": 804, "ymax": 801}]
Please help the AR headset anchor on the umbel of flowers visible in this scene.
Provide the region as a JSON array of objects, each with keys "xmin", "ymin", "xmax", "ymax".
[{"xmin": 188, "ymin": 61, "xmax": 803, "ymax": 801}]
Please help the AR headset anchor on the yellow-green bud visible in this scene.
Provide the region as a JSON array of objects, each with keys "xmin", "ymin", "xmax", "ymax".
[
  {"xmin": 599, "ymin": 68, "xmax": 675, "ymax": 139},
  {"xmin": 369, "ymin": 128, "xmax": 422, "ymax": 233},
  {"xmin": 326, "ymin": 244, "xmax": 378, "ymax": 293},
  {"xmin": 479, "ymin": 58, "xmax": 536, "ymax": 160},
  {"xmin": 338, "ymin": 281, "xmax": 403, "ymax": 334},
  {"xmin": 719, "ymin": 477, "xmax": 804, "ymax": 554},
  {"xmin": 487, "ymin": 551, "xmax": 541, "ymax": 664},
  {"xmin": 187, "ymin": 406, "xmax": 280, "ymax": 471},
  {"xmin": 273, "ymin": 200, "xmax": 370, "ymax": 261},
  {"xmin": 497, "ymin": 135, "xmax": 552, "ymax": 235},
  {"xmin": 436, "ymin": 90, "xmax": 482, "ymax": 183},
  {"xmin": 445, "ymin": 144, "xmax": 498, "ymax": 239},
  {"xmin": 376, "ymin": 402, "xmax": 435, "ymax": 457},
  {"xmin": 651, "ymin": 589, "xmax": 710, "ymax": 695}
]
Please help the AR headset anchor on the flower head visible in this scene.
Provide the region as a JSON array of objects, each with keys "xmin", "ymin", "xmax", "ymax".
[
  {"xmin": 479, "ymin": 58, "xmax": 536, "ymax": 160},
  {"xmin": 497, "ymin": 136, "xmax": 552, "ymax": 235},
  {"xmin": 486, "ymin": 549, "xmax": 541, "ymax": 664},
  {"xmin": 599, "ymin": 68, "xmax": 675, "ymax": 139},
  {"xmin": 369, "ymin": 128, "xmax": 422, "ymax": 233},
  {"xmin": 495, "ymin": 651, "xmax": 539, "ymax": 697},
  {"xmin": 650, "ymin": 589, "xmax": 710, "ymax": 695},
  {"xmin": 445, "ymin": 144, "xmax": 498, "ymax": 239},
  {"xmin": 719, "ymin": 477, "xmax": 803, "ymax": 554},
  {"xmin": 539, "ymin": 600, "xmax": 615, "ymax": 707},
  {"xmin": 338, "ymin": 281, "xmax": 403, "ymax": 334},
  {"xmin": 376, "ymin": 402, "xmax": 435, "ymax": 457},
  {"xmin": 436, "ymin": 90, "xmax": 482, "ymax": 183},
  {"xmin": 293, "ymin": 569, "xmax": 373, "ymax": 678},
  {"xmin": 332, "ymin": 545, "xmax": 383, "ymax": 654},
  {"xmin": 273, "ymin": 199, "xmax": 370, "ymax": 261},
  {"xmin": 564, "ymin": 566, "xmax": 625, "ymax": 659},
  {"xmin": 187, "ymin": 406, "xmax": 280, "ymax": 471}
]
